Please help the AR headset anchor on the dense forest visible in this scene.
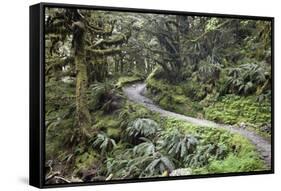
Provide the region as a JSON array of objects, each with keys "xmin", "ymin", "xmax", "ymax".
[{"xmin": 44, "ymin": 7, "xmax": 272, "ymax": 184}]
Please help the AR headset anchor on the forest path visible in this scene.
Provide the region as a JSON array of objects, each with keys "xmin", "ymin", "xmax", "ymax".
[{"xmin": 123, "ymin": 82, "xmax": 271, "ymax": 168}]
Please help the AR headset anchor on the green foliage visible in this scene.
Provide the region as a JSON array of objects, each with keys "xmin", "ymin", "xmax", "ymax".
[
  {"xmin": 45, "ymin": 118, "xmax": 76, "ymax": 160},
  {"xmin": 204, "ymin": 94, "xmax": 271, "ymax": 126},
  {"xmin": 146, "ymin": 77, "xmax": 202, "ymax": 117},
  {"xmin": 208, "ymin": 134, "xmax": 266, "ymax": 173},
  {"xmin": 142, "ymin": 155, "xmax": 175, "ymax": 177},
  {"xmin": 44, "ymin": 10, "xmax": 272, "ymax": 181},
  {"xmin": 198, "ymin": 56, "xmax": 221, "ymax": 82},
  {"xmin": 208, "ymin": 153, "xmax": 265, "ymax": 173},
  {"xmin": 106, "ymin": 140, "xmax": 175, "ymax": 178},
  {"xmin": 106, "ymin": 149, "xmax": 138, "ymax": 178},
  {"xmin": 223, "ymin": 62, "xmax": 270, "ymax": 96},
  {"xmin": 205, "ymin": 18, "xmax": 219, "ymax": 31},
  {"xmin": 45, "ymin": 77, "xmax": 77, "ymax": 158},
  {"xmin": 74, "ymin": 150, "xmax": 99, "ymax": 173},
  {"xmin": 88, "ymin": 81, "xmax": 124, "ymax": 114},
  {"xmin": 92, "ymin": 132, "xmax": 117, "ymax": 155},
  {"xmin": 133, "ymin": 137, "xmax": 157, "ymax": 156},
  {"xmin": 115, "ymin": 76, "xmax": 142, "ymax": 88},
  {"xmin": 126, "ymin": 139, "xmax": 175, "ymax": 178},
  {"xmin": 107, "ymin": 127, "xmax": 121, "ymax": 140},
  {"xmin": 92, "ymin": 113, "xmax": 120, "ymax": 130},
  {"xmin": 126, "ymin": 118, "xmax": 160, "ymax": 138},
  {"xmin": 118, "ymin": 103, "xmax": 156, "ymax": 130},
  {"xmin": 185, "ymin": 144, "xmax": 216, "ymax": 167},
  {"xmin": 161, "ymin": 128, "xmax": 198, "ymax": 158},
  {"xmin": 160, "ymin": 118, "xmax": 266, "ymax": 172}
]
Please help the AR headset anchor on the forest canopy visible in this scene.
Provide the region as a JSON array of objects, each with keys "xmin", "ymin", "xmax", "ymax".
[{"xmin": 44, "ymin": 7, "xmax": 272, "ymax": 184}]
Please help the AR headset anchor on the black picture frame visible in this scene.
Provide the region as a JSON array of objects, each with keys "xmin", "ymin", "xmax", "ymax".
[{"xmin": 30, "ymin": 2, "xmax": 274, "ymax": 188}]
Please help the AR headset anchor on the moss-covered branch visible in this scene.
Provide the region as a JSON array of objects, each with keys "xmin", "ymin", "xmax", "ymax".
[
  {"xmin": 45, "ymin": 57, "xmax": 74, "ymax": 75},
  {"xmin": 86, "ymin": 48, "xmax": 122, "ymax": 56},
  {"xmin": 91, "ymin": 32, "xmax": 130, "ymax": 48}
]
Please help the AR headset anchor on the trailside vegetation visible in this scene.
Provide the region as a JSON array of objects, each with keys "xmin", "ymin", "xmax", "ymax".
[{"xmin": 45, "ymin": 7, "xmax": 272, "ymax": 184}]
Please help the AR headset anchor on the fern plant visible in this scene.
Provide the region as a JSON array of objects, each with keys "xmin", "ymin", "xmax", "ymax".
[
  {"xmin": 89, "ymin": 82, "xmax": 122, "ymax": 113},
  {"xmin": 92, "ymin": 132, "xmax": 117, "ymax": 155},
  {"xmin": 224, "ymin": 62, "xmax": 269, "ymax": 96},
  {"xmin": 198, "ymin": 56, "xmax": 221, "ymax": 81},
  {"xmin": 141, "ymin": 155, "xmax": 175, "ymax": 177},
  {"xmin": 106, "ymin": 145, "xmax": 174, "ymax": 179},
  {"xmin": 132, "ymin": 138, "xmax": 175, "ymax": 177},
  {"xmin": 126, "ymin": 118, "xmax": 161, "ymax": 140},
  {"xmin": 184, "ymin": 143, "xmax": 228, "ymax": 167},
  {"xmin": 161, "ymin": 129, "xmax": 198, "ymax": 159},
  {"xmin": 106, "ymin": 149, "xmax": 137, "ymax": 179},
  {"xmin": 184, "ymin": 144, "xmax": 215, "ymax": 167},
  {"xmin": 133, "ymin": 137, "xmax": 157, "ymax": 156}
]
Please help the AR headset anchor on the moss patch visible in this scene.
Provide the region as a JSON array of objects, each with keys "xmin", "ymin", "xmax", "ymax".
[
  {"xmin": 74, "ymin": 150, "xmax": 99, "ymax": 174},
  {"xmin": 204, "ymin": 94, "xmax": 271, "ymax": 138},
  {"xmin": 115, "ymin": 76, "xmax": 142, "ymax": 88},
  {"xmin": 204, "ymin": 94, "xmax": 271, "ymax": 125}
]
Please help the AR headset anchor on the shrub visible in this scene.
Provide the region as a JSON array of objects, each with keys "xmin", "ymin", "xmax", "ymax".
[
  {"xmin": 161, "ymin": 128, "xmax": 198, "ymax": 159},
  {"xmin": 126, "ymin": 118, "xmax": 161, "ymax": 140},
  {"xmin": 92, "ymin": 132, "xmax": 117, "ymax": 155}
]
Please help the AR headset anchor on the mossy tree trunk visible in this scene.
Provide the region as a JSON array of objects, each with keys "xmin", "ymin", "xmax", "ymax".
[{"xmin": 73, "ymin": 21, "xmax": 91, "ymax": 139}]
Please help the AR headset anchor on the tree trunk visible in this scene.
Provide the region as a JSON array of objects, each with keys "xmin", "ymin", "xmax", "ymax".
[
  {"xmin": 114, "ymin": 55, "xmax": 119, "ymax": 73},
  {"xmin": 73, "ymin": 21, "xmax": 91, "ymax": 139},
  {"xmin": 135, "ymin": 55, "xmax": 145, "ymax": 74}
]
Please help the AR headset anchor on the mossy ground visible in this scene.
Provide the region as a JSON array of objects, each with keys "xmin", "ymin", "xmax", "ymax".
[
  {"xmin": 160, "ymin": 118, "xmax": 267, "ymax": 173},
  {"xmin": 204, "ymin": 95, "xmax": 271, "ymax": 139}
]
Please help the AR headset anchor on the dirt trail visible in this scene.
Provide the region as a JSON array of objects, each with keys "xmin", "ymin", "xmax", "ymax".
[{"xmin": 123, "ymin": 82, "xmax": 271, "ymax": 168}]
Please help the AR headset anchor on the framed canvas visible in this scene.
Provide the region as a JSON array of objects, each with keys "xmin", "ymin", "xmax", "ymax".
[{"xmin": 29, "ymin": 2, "xmax": 274, "ymax": 188}]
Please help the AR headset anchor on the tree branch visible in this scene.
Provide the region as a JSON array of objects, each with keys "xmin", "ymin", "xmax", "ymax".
[
  {"xmin": 190, "ymin": 20, "xmax": 232, "ymax": 42},
  {"xmin": 91, "ymin": 32, "xmax": 130, "ymax": 48},
  {"xmin": 86, "ymin": 48, "xmax": 122, "ymax": 56}
]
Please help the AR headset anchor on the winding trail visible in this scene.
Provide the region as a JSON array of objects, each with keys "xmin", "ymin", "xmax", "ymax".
[{"xmin": 123, "ymin": 82, "xmax": 271, "ymax": 168}]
